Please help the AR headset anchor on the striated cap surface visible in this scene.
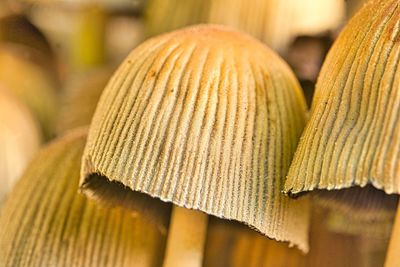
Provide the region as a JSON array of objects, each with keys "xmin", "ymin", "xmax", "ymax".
[
  {"xmin": 0, "ymin": 128, "xmax": 166, "ymax": 267},
  {"xmin": 285, "ymin": 0, "xmax": 400, "ymax": 195},
  {"xmin": 81, "ymin": 25, "xmax": 309, "ymax": 251}
]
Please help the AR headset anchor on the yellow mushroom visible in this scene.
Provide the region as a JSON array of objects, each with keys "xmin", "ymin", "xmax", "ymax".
[
  {"xmin": 284, "ymin": 0, "xmax": 399, "ymax": 195},
  {"xmin": 57, "ymin": 68, "xmax": 113, "ymax": 133},
  {"xmin": 0, "ymin": 128, "xmax": 166, "ymax": 267},
  {"xmin": 276, "ymin": 0, "xmax": 399, "ymax": 265},
  {"xmin": 0, "ymin": 87, "xmax": 41, "ymax": 205},
  {"xmin": 145, "ymin": 0, "xmax": 344, "ymax": 53},
  {"xmin": 79, "ymin": 25, "xmax": 310, "ymax": 267},
  {"xmin": 0, "ymin": 13, "xmax": 59, "ymax": 138}
]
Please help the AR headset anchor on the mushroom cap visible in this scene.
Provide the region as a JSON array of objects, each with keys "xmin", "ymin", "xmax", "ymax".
[
  {"xmin": 0, "ymin": 14, "xmax": 55, "ymax": 61},
  {"xmin": 0, "ymin": 128, "xmax": 166, "ymax": 266},
  {"xmin": 57, "ymin": 68, "xmax": 113, "ymax": 133},
  {"xmin": 0, "ymin": 87, "xmax": 41, "ymax": 204},
  {"xmin": 145, "ymin": 0, "xmax": 344, "ymax": 53},
  {"xmin": 284, "ymin": 0, "xmax": 400, "ymax": 194},
  {"xmin": 0, "ymin": 44, "xmax": 58, "ymax": 138},
  {"xmin": 80, "ymin": 25, "xmax": 309, "ymax": 251}
]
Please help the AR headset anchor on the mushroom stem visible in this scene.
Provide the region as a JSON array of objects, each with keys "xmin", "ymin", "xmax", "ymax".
[
  {"xmin": 72, "ymin": 4, "xmax": 106, "ymax": 70},
  {"xmin": 163, "ymin": 206, "xmax": 208, "ymax": 267},
  {"xmin": 385, "ymin": 200, "xmax": 400, "ymax": 267}
]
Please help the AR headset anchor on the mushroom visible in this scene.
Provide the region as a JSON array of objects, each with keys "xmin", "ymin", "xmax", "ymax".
[
  {"xmin": 0, "ymin": 13, "xmax": 59, "ymax": 138},
  {"xmin": 145, "ymin": 0, "xmax": 210, "ymax": 38},
  {"xmin": 57, "ymin": 67, "xmax": 113, "ymax": 133},
  {"xmin": 0, "ymin": 44, "xmax": 58, "ymax": 138},
  {"xmin": 20, "ymin": 0, "xmax": 143, "ymax": 71},
  {"xmin": 0, "ymin": 87, "xmax": 41, "ymax": 205},
  {"xmin": 145, "ymin": 0, "xmax": 344, "ymax": 53},
  {"xmin": 280, "ymin": 0, "xmax": 399, "ymax": 265},
  {"xmin": 0, "ymin": 128, "xmax": 167, "ymax": 267},
  {"xmin": 79, "ymin": 24, "xmax": 310, "ymax": 266},
  {"xmin": 0, "ymin": 13, "xmax": 57, "ymax": 69}
]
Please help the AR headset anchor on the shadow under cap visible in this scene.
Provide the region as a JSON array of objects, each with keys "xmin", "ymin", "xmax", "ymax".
[{"xmin": 81, "ymin": 173, "xmax": 172, "ymax": 234}]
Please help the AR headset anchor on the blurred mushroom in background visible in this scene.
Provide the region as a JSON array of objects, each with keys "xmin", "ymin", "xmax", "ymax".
[
  {"xmin": 0, "ymin": 12, "xmax": 59, "ymax": 139},
  {"xmin": 0, "ymin": 128, "xmax": 167, "ymax": 267},
  {"xmin": 23, "ymin": 0, "xmax": 145, "ymax": 73},
  {"xmin": 0, "ymin": 87, "xmax": 41, "ymax": 206},
  {"xmin": 285, "ymin": 34, "xmax": 334, "ymax": 106},
  {"xmin": 57, "ymin": 67, "xmax": 113, "ymax": 133},
  {"xmin": 145, "ymin": 0, "xmax": 344, "ymax": 54}
]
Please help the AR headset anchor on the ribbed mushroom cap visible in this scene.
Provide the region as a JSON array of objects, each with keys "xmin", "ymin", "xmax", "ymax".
[
  {"xmin": 285, "ymin": 0, "xmax": 400, "ymax": 194},
  {"xmin": 0, "ymin": 88, "xmax": 41, "ymax": 204},
  {"xmin": 0, "ymin": 128, "xmax": 167, "ymax": 267},
  {"xmin": 80, "ymin": 25, "xmax": 309, "ymax": 251},
  {"xmin": 0, "ymin": 44, "xmax": 58, "ymax": 138},
  {"xmin": 145, "ymin": 0, "xmax": 210, "ymax": 38},
  {"xmin": 57, "ymin": 68, "xmax": 112, "ymax": 133}
]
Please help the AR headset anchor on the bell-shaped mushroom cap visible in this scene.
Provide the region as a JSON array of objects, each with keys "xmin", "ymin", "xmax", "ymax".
[
  {"xmin": 0, "ymin": 45, "xmax": 58, "ymax": 138},
  {"xmin": 0, "ymin": 14, "xmax": 55, "ymax": 62},
  {"xmin": 80, "ymin": 25, "xmax": 309, "ymax": 251},
  {"xmin": 145, "ymin": 0, "xmax": 209, "ymax": 37},
  {"xmin": 285, "ymin": 0, "xmax": 400, "ymax": 194},
  {"xmin": 57, "ymin": 68, "xmax": 112, "ymax": 133},
  {"xmin": 145, "ymin": 0, "xmax": 344, "ymax": 53},
  {"xmin": 0, "ymin": 88, "xmax": 41, "ymax": 204},
  {"xmin": 0, "ymin": 128, "xmax": 167, "ymax": 267}
]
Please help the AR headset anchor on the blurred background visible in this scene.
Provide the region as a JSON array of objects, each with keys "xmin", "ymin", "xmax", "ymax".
[{"xmin": 0, "ymin": 0, "xmax": 394, "ymax": 266}]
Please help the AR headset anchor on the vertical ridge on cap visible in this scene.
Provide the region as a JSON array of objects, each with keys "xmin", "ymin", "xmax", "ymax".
[
  {"xmin": 81, "ymin": 25, "xmax": 309, "ymax": 251},
  {"xmin": 0, "ymin": 128, "xmax": 166, "ymax": 267},
  {"xmin": 284, "ymin": 0, "xmax": 400, "ymax": 194}
]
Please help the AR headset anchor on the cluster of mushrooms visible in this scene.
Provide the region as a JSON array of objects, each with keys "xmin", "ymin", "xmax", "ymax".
[{"xmin": 0, "ymin": 0, "xmax": 399, "ymax": 266}]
